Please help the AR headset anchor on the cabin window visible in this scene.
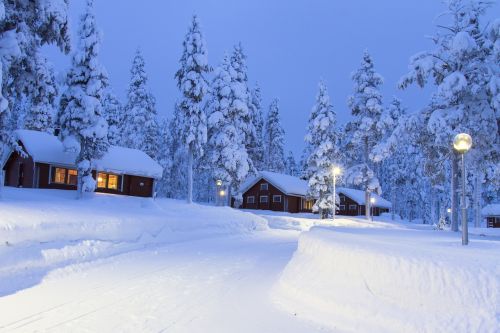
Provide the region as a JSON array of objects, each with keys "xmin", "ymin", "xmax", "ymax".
[
  {"xmin": 247, "ymin": 196, "xmax": 255, "ymax": 204},
  {"xmin": 260, "ymin": 183, "xmax": 268, "ymax": 191},
  {"xmin": 97, "ymin": 172, "xmax": 121, "ymax": 191},
  {"xmin": 302, "ymin": 199, "xmax": 314, "ymax": 210},
  {"xmin": 273, "ymin": 195, "xmax": 282, "ymax": 203},
  {"xmin": 349, "ymin": 204, "xmax": 357, "ymax": 210},
  {"xmin": 260, "ymin": 195, "xmax": 268, "ymax": 203},
  {"xmin": 54, "ymin": 167, "xmax": 66, "ymax": 184},
  {"xmin": 52, "ymin": 167, "xmax": 78, "ymax": 185},
  {"xmin": 67, "ymin": 169, "xmax": 78, "ymax": 185},
  {"xmin": 340, "ymin": 205, "xmax": 346, "ymax": 211}
]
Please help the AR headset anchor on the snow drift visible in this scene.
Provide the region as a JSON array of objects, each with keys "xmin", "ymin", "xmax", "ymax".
[
  {"xmin": 272, "ymin": 226, "xmax": 499, "ymax": 333},
  {"xmin": 0, "ymin": 187, "xmax": 267, "ymax": 296}
]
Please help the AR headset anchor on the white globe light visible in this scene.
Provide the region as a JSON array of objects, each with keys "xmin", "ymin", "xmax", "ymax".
[
  {"xmin": 453, "ymin": 133, "xmax": 472, "ymax": 154},
  {"xmin": 332, "ymin": 166, "xmax": 342, "ymax": 176}
]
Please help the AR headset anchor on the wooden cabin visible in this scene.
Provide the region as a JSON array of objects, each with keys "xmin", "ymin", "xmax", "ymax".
[
  {"xmin": 237, "ymin": 171, "xmax": 315, "ymax": 213},
  {"xmin": 236, "ymin": 171, "xmax": 391, "ymax": 216},
  {"xmin": 337, "ymin": 187, "xmax": 391, "ymax": 216},
  {"xmin": 482, "ymin": 204, "xmax": 500, "ymax": 228},
  {"xmin": 2, "ymin": 130, "xmax": 163, "ymax": 198}
]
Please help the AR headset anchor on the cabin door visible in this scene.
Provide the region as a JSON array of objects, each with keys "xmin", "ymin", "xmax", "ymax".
[{"xmin": 17, "ymin": 163, "xmax": 24, "ymax": 187}]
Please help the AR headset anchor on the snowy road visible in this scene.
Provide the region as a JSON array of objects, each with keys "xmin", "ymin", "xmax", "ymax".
[{"xmin": 0, "ymin": 230, "xmax": 331, "ymax": 332}]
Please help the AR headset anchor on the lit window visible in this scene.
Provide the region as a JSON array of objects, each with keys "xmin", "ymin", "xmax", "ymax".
[
  {"xmin": 67, "ymin": 169, "xmax": 78, "ymax": 185},
  {"xmin": 260, "ymin": 195, "xmax": 268, "ymax": 203},
  {"xmin": 349, "ymin": 205, "xmax": 357, "ymax": 210},
  {"xmin": 54, "ymin": 168, "xmax": 66, "ymax": 183},
  {"xmin": 108, "ymin": 174, "xmax": 118, "ymax": 190},
  {"xmin": 273, "ymin": 195, "xmax": 282, "ymax": 203},
  {"xmin": 247, "ymin": 196, "xmax": 255, "ymax": 204},
  {"xmin": 260, "ymin": 183, "xmax": 268, "ymax": 191},
  {"xmin": 97, "ymin": 172, "xmax": 107, "ymax": 188}
]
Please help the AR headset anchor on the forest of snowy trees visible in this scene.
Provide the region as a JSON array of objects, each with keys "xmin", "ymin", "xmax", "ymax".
[{"xmin": 0, "ymin": 0, "xmax": 498, "ymax": 225}]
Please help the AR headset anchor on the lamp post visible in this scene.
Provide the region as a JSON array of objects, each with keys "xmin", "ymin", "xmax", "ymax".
[
  {"xmin": 219, "ymin": 189, "xmax": 226, "ymax": 206},
  {"xmin": 216, "ymin": 179, "xmax": 222, "ymax": 206},
  {"xmin": 453, "ymin": 133, "xmax": 472, "ymax": 246},
  {"xmin": 331, "ymin": 166, "xmax": 341, "ymax": 222},
  {"xmin": 370, "ymin": 197, "xmax": 376, "ymax": 222}
]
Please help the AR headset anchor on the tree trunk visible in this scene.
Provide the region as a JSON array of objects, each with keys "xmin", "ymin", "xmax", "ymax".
[
  {"xmin": 474, "ymin": 172, "xmax": 482, "ymax": 228},
  {"xmin": 187, "ymin": 149, "xmax": 193, "ymax": 204},
  {"xmin": 430, "ymin": 187, "xmax": 437, "ymax": 225},
  {"xmin": 0, "ymin": 169, "xmax": 4, "ymax": 199},
  {"xmin": 451, "ymin": 153, "xmax": 459, "ymax": 231}
]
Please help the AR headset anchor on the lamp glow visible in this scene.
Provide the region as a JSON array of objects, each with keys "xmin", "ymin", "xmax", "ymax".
[
  {"xmin": 453, "ymin": 133, "xmax": 472, "ymax": 154},
  {"xmin": 216, "ymin": 179, "xmax": 222, "ymax": 186},
  {"xmin": 219, "ymin": 190, "xmax": 225, "ymax": 196},
  {"xmin": 332, "ymin": 166, "xmax": 342, "ymax": 176},
  {"xmin": 370, "ymin": 197, "xmax": 376, "ymax": 204}
]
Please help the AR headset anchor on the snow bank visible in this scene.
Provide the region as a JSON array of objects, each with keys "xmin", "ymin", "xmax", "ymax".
[
  {"xmin": 0, "ymin": 188, "xmax": 267, "ymax": 296},
  {"xmin": 272, "ymin": 226, "xmax": 499, "ymax": 333}
]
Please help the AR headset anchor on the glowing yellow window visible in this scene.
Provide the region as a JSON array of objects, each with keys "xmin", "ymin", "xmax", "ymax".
[
  {"xmin": 67, "ymin": 169, "xmax": 78, "ymax": 185},
  {"xmin": 107, "ymin": 174, "xmax": 118, "ymax": 190},
  {"xmin": 54, "ymin": 168, "xmax": 66, "ymax": 183},
  {"xmin": 97, "ymin": 172, "xmax": 107, "ymax": 188}
]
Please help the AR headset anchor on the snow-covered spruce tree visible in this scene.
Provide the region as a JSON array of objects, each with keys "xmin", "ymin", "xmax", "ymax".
[
  {"xmin": 206, "ymin": 53, "xmax": 253, "ymax": 204},
  {"xmin": 167, "ymin": 102, "xmax": 188, "ymax": 199},
  {"xmin": 345, "ymin": 51, "xmax": 384, "ymax": 220},
  {"xmin": 285, "ymin": 151, "xmax": 298, "ymax": 177},
  {"xmin": 58, "ymin": 0, "xmax": 108, "ymax": 198},
  {"xmin": 175, "ymin": 15, "xmax": 211, "ymax": 204},
  {"xmin": 398, "ymin": 0, "xmax": 499, "ymax": 228},
  {"xmin": 304, "ymin": 81, "xmax": 340, "ymax": 219},
  {"xmin": 248, "ymin": 84, "xmax": 265, "ymax": 170},
  {"xmin": 24, "ymin": 52, "xmax": 58, "ymax": 133},
  {"xmin": 123, "ymin": 49, "xmax": 159, "ymax": 159},
  {"xmin": 102, "ymin": 90, "xmax": 123, "ymax": 146},
  {"xmin": 263, "ymin": 98, "xmax": 286, "ymax": 173},
  {"xmin": 156, "ymin": 117, "xmax": 172, "ymax": 197}
]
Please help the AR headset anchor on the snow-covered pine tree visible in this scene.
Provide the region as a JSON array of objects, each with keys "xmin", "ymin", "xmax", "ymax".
[
  {"xmin": 156, "ymin": 117, "xmax": 172, "ymax": 197},
  {"xmin": 345, "ymin": 51, "xmax": 384, "ymax": 220},
  {"xmin": 304, "ymin": 81, "xmax": 340, "ymax": 218},
  {"xmin": 166, "ymin": 102, "xmax": 188, "ymax": 199},
  {"xmin": 58, "ymin": 0, "xmax": 108, "ymax": 198},
  {"xmin": 102, "ymin": 90, "xmax": 123, "ymax": 146},
  {"xmin": 263, "ymin": 98, "xmax": 286, "ymax": 173},
  {"xmin": 285, "ymin": 151, "xmax": 298, "ymax": 177},
  {"xmin": 24, "ymin": 52, "xmax": 58, "ymax": 133},
  {"xmin": 175, "ymin": 15, "xmax": 211, "ymax": 204},
  {"xmin": 248, "ymin": 84, "xmax": 265, "ymax": 171},
  {"xmin": 206, "ymin": 53, "xmax": 253, "ymax": 204},
  {"xmin": 398, "ymin": 0, "xmax": 499, "ymax": 228},
  {"xmin": 122, "ymin": 49, "xmax": 159, "ymax": 159}
]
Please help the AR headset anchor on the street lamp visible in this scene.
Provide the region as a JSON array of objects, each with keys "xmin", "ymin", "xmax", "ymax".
[
  {"xmin": 216, "ymin": 179, "xmax": 223, "ymax": 206},
  {"xmin": 453, "ymin": 133, "xmax": 472, "ymax": 246},
  {"xmin": 370, "ymin": 197, "xmax": 376, "ymax": 221},
  {"xmin": 331, "ymin": 166, "xmax": 342, "ymax": 222}
]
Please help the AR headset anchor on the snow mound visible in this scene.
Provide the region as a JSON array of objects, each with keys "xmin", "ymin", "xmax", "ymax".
[{"xmin": 272, "ymin": 227, "xmax": 499, "ymax": 333}]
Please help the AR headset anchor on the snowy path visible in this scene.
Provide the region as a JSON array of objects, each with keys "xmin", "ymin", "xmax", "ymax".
[{"xmin": 0, "ymin": 230, "xmax": 331, "ymax": 332}]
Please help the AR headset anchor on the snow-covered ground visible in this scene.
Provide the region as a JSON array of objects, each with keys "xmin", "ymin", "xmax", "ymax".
[{"xmin": 1, "ymin": 188, "xmax": 499, "ymax": 332}]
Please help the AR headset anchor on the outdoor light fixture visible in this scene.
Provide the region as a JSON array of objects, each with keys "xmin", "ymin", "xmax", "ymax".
[
  {"xmin": 453, "ymin": 133, "xmax": 472, "ymax": 246},
  {"xmin": 216, "ymin": 179, "xmax": 222, "ymax": 187},
  {"xmin": 219, "ymin": 190, "xmax": 225, "ymax": 197},
  {"xmin": 331, "ymin": 166, "xmax": 342, "ymax": 222},
  {"xmin": 447, "ymin": 208, "xmax": 452, "ymax": 214}
]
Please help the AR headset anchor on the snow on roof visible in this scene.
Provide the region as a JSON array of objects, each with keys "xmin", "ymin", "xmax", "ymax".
[
  {"xmin": 482, "ymin": 204, "xmax": 500, "ymax": 216},
  {"xmin": 13, "ymin": 130, "xmax": 163, "ymax": 178},
  {"xmin": 240, "ymin": 171, "xmax": 309, "ymax": 197},
  {"xmin": 337, "ymin": 187, "xmax": 392, "ymax": 209},
  {"xmin": 239, "ymin": 171, "xmax": 391, "ymax": 208}
]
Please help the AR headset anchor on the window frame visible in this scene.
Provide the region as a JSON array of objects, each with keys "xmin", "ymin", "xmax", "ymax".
[
  {"xmin": 349, "ymin": 204, "xmax": 357, "ymax": 210},
  {"xmin": 97, "ymin": 172, "xmax": 122, "ymax": 191},
  {"xmin": 260, "ymin": 183, "xmax": 268, "ymax": 191},
  {"xmin": 50, "ymin": 166, "xmax": 78, "ymax": 186},
  {"xmin": 272, "ymin": 195, "xmax": 282, "ymax": 203},
  {"xmin": 247, "ymin": 196, "xmax": 255, "ymax": 204},
  {"xmin": 259, "ymin": 195, "xmax": 268, "ymax": 203},
  {"xmin": 340, "ymin": 205, "xmax": 346, "ymax": 211}
]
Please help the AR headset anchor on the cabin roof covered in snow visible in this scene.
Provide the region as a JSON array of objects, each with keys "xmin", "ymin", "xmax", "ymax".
[
  {"xmin": 11, "ymin": 130, "xmax": 163, "ymax": 179},
  {"xmin": 240, "ymin": 171, "xmax": 391, "ymax": 208},
  {"xmin": 482, "ymin": 204, "xmax": 500, "ymax": 216},
  {"xmin": 239, "ymin": 171, "xmax": 309, "ymax": 197},
  {"xmin": 337, "ymin": 187, "xmax": 392, "ymax": 209}
]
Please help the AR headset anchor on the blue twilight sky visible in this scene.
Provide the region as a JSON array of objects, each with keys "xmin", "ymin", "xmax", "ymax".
[{"xmin": 43, "ymin": 0, "xmax": 500, "ymax": 158}]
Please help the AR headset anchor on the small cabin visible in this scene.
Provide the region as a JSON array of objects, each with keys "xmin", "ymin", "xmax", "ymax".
[
  {"xmin": 2, "ymin": 130, "xmax": 163, "ymax": 197},
  {"xmin": 236, "ymin": 171, "xmax": 391, "ymax": 216},
  {"xmin": 237, "ymin": 171, "xmax": 315, "ymax": 213},
  {"xmin": 482, "ymin": 204, "xmax": 500, "ymax": 228},
  {"xmin": 336, "ymin": 188, "xmax": 391, "ymax": 216}
]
